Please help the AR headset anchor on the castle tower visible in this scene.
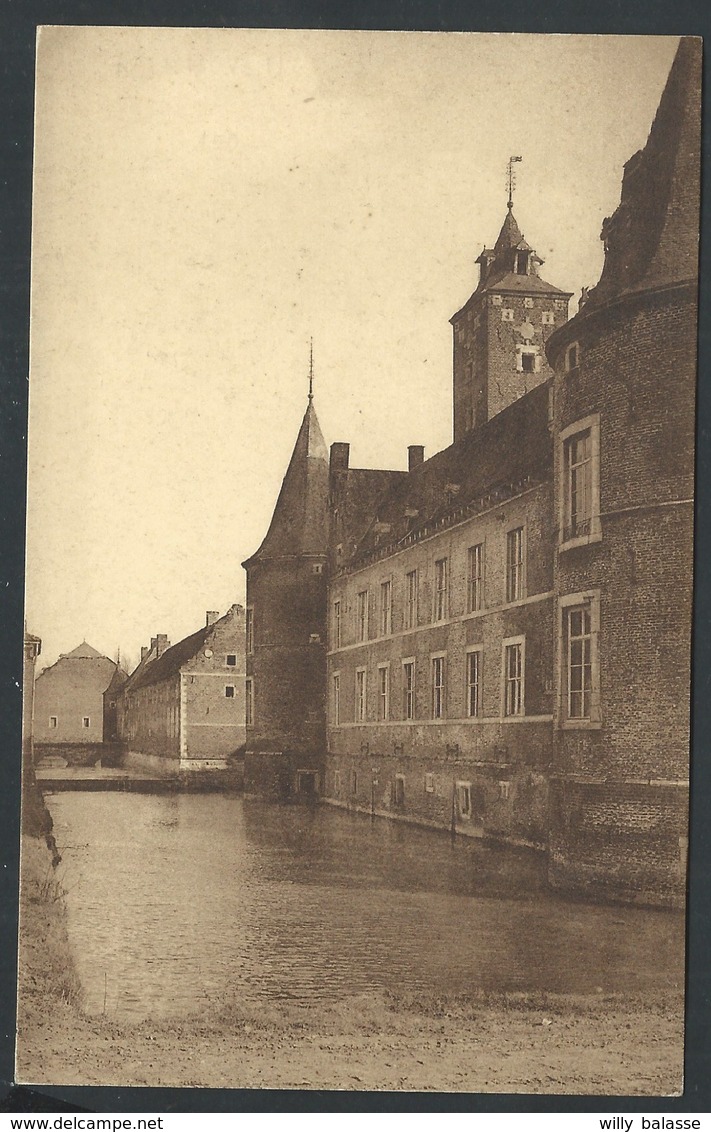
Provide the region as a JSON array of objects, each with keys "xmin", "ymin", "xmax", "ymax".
[
  {"xmin": 545, "ymin": 38, "xmax": 700, "ymax": 905},
  {"xmin": 242, "ymin": 387, "xmax": 330, "ymax": 800},
  {"xmin": 451, "ymin": 172, "xmax": 573, "ymax": 440}
]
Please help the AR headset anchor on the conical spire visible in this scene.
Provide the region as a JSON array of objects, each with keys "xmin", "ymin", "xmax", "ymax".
[
  {"xmin": 585, "ymin": 37, "xmax": 701, "ymax": 308},
  {"xmin": 244, "ymin": 395, "xmax": 329, "ymax": 564},
  {"xmin": 493, "ymin": 207, "xmax": 523, "ymax": 253}
]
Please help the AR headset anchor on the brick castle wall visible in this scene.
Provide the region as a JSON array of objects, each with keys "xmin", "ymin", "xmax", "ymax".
[{"xmin": 245, "ymin": 557, "xmax": 327, "ymax": 797}]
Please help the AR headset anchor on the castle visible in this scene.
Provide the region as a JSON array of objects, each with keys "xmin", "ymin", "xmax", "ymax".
[{"xmin": 243, "ymin": 38, "xmax": 700, "ymax": 907}]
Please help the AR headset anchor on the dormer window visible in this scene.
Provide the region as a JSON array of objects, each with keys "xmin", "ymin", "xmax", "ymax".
[
  {"xmin": 478, "ymin": 253, "xmax": 495, "ymax": 283},
  {"xmin": 515, "ymin": 251, "xmax": 530, "ymax": 275}
]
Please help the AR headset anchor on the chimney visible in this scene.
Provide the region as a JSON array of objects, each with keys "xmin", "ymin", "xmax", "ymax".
[
  {"xmin": 206, "ymin": 610, "xmax": 220, "ymax": 627},
  {"xmin": 330, "ymin": 442, "xmax": 350, "ymax": 472},
  {"xmin": 141, "ymin": 646, "xmax": 149, "ymax": 661},
  {"xmin": 408, "ymin": 445, "xmax": 425, "ymax": 472},
  {"xmin": 155, "ymin": 634, "xmax": 170, "ymax": 657},
  {"xmin": 150, "ymin": 637, "xmax": 157, "ymax": 651}
]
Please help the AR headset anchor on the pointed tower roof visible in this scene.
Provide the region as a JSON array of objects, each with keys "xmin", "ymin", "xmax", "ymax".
[
  {"xmin": 493, "ymin": 206, "xmax": 523, "ymax": 253},
  {"xmin": 585, "ymin": 37, "xmax": 701, "ymax": 310},
  {"xmin": 104, "ymin": 663, "xmax": 128, "ymax": 693},
  {"xmin": 244, "ymin": 398, "xmax": 329, "ymax": 566},
  {"xmin": 455, "ymin": 205, "xmax": 570, "ymax": 323}
]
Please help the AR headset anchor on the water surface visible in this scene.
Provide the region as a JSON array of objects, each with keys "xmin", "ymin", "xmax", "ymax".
[{"xmin": 46, "ymin": 793, "xmax": 684, "ymax": 1021}]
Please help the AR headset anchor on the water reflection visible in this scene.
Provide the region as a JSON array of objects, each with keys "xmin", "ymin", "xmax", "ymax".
[{"xmin": 45, "ymin": 793, "xmax": 684, "ymax": 1021}]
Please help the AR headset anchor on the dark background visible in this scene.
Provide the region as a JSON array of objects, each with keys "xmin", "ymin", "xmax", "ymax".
[{"xmin": 1, "ymin": 0, "xmax": 709, "ymax": 1114}]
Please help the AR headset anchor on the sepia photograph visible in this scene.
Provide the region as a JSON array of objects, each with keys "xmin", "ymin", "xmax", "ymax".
[{"xmin": 16, "ymin": 27, "xmax": 700, "ymax": 1096}]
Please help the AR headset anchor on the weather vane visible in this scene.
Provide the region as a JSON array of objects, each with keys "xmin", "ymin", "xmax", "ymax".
[
  {"xmin": 308, "ymin": 338, "xmax": 314, "ymax": 402},
  {"xmin": 507, "ymin": 155, "xmax": 523, "ymax": 209}
]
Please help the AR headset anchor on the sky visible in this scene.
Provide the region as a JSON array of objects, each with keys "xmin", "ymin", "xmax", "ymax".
[{"xmin": 26, "ymin": 28, "xmax": 680, "ymax": 670}]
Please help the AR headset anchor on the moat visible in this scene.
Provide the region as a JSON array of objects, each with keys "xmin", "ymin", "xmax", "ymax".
[{"xmin": 45, "ymin": 792, "xmax": 685, "ymax": 1023}]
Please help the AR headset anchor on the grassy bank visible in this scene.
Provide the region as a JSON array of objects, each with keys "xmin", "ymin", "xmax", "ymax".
[{"xmin": 16, "ymin": 833, "xmax": 685, "ymax": 1095}]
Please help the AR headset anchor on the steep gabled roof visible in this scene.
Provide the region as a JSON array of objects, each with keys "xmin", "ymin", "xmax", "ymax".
[
  {"xmin": 127, "ymin": 624, "xmax": 212, "ymax": 691},
  {"xmin": 342, "ymin": 381, "xmax": 552, "ymax": 570},
  {"xmin": 584, "ymin": 36, "xmax": 701, "ymax": 309},
  {"xmin": 125, "ymin": 607, "xmax": 242, "ymax": 692},
  {"xmin": 243, "ymin": 398, "xmax": 329, "ymax": 566}
]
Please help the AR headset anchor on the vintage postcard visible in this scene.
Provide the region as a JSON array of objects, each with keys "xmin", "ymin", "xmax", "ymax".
[{"xmin": 17, "ymin": 29, "xmax": 700, "ymax": 1094}]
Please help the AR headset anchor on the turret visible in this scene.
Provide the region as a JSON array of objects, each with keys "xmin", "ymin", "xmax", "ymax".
[
  {"xmin": 544, "ymin": 37, "xmax": 700, "ymax": 904},
  {"xmin": 242, "ymin": 368, "xmax": 330, "ymax": 801},
  {"xmin": 451, "ymin": 162, "xmax": 572, "ymax": 440}
]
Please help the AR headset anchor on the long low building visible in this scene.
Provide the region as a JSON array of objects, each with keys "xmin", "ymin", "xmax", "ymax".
[{"xmin": 117, "ymin": 605, "xmax": 247, "ymax": 773}]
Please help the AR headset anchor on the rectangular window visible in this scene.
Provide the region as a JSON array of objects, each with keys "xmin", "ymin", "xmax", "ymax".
[
  {"xmin": 225, "ymin": 685, "xmax": 235, "ymax": 698},
  {"xmin": 394, "ymin": 775, "xmax": 405, "ymax": 807},
  {"xmin": 564, "ymin": 429, "xmax": 592, "ymax": 540},
  {"xmin": 332, "ymin": 673, "xmax": 341, "ymax": 725},
  {"xmin": 377, "ymin": 665, "xmax": 390, "ymax": 721},
  {"xmin": 424, "ymin": 772, "xmax": 435, "ymax": 794},
  {"xmin": 520, "ymin": 350, "xmax": 537, "ymax": 374},
  {"xmin": 49, "ymin": 716, "xmax": 57, "ymax": 729},
  {"xmin": 457, "ymin": 781, "xmax": 472, "ymax": 819},
  {"xmin": 542, "ymin": 310, "xmax": 554, "ymax": 325},
  {"xmin": 506, "ymin": 527, "xmax": 524, "ymax": 602},
  {"xmin": 226, "ymin": 654, "xmax": 237, "ymax": 667},
  {"xmin": 334, "ymin": 769, "xmax": 342, "ymax": 795},
  {"xmin": 501, "ymin": 308, "xmax": 514, "ymax": 321},
  {"xmin": 565, "ymin": 341, "xmax": 580, "ymax": 371},
  {"xmin": 246, "ymin": 608, "xmax": 254, "ymax": 655},
  {"xmin": 405, "ymin": 569, "xmax": 418, "ymax": 629},
  {"xmin": 432, "ymin": 655, "xmax": 446, "ymax": 719},
  {"xmin": 355, "ymin": 668, "xmax": 367, "ymax": 722},
  {"xmin": 559, "ymin": 415, "xmax": 601, "ymax": 549},
  {"xmin": 82, "ymin": 716, "xmax": 90, "ymax": 728},
  {"xmin": 333, "ymin": 600, "xmax": 342, "ymax": 649},
  {"xmin": 380, "ymin": 580, "xmax": 392, "ymax": 636},
  {"xmin": 434, "ymin": 558, "xmax": 449, "ymax": 621},
  {"xmin": 357, "ymin": 591, "xmax": 368, "ymax": 642},
  {"xmin": 245, "ymin": 678, "xmax": 253, "ymax": 725},
  {"xmin": 566, "ymin": 603, "xmax": 593, "ymax": 720},
  {"xmin": 467, "ymin": 543, "xmax": 484, "ymax": 612},
  {"xmin": 503, "ymin": 640, "xmax": 524, "ymax": 717},
  {"xmin": 466, "ymin": 650, "xmax": 481, "ymax": 717},
  {"xmin": 351, "ymin": 769, "xmax": 358, "ymax": 795},
  {"xmin": 403, "ymin": 659, "xmax": 415, "ymax": 720}
]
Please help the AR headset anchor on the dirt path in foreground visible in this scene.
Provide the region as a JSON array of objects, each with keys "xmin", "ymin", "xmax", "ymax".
[{"xmin": 16, "ymin": 836, "xmax": 685, "ymax": 1096}]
